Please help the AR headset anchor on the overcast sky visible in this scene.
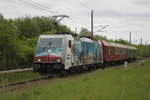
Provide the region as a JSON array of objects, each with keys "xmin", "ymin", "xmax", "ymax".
[{"xmin": 0, "ymin": 0, "xmax": 150, "ymax": 44}]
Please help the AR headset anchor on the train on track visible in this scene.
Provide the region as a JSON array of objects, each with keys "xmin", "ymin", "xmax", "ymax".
[{"xmin": 33, "ymin": 33, "xmax": 136, "ymax": 74}]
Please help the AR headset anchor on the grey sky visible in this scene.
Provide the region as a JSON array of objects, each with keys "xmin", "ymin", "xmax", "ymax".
[{"xmin": 0, "ymin": 0, "xmax": 150, "ymax": 44}]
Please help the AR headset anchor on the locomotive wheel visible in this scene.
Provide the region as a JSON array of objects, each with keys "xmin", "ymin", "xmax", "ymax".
[{"xmin": 61, "ymin": 70, "xmax": 68, "ymax": 77}]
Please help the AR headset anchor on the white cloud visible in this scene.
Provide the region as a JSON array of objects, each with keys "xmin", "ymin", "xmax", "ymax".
[{"xmin": 0, "ymin": 0, "xmax": 150, "ymax": 44}]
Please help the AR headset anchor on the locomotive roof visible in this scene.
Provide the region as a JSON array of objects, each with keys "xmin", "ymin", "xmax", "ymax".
[
  {"xmin": 39, "ymin": 34, "xmax": 74, "ymax": 40},
  {"xmin": 80, "ymin": 37, "xmax": 94, "ymax": 42},
  {"xmin": 39, "ymin": 35, "xmax": 96, "ymax": 42},
  {"xmin": 101, "ymin": 40, "xmax": 136, "ymax": 50}
]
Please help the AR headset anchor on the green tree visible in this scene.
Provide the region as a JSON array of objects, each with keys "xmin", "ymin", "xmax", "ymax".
[
  {"xmin": 13, "ymin": 16, "xmax": 40, "ymax": 40},
  {"xmin": 79, "ymin": 28, "xmax": 92, "ymax": 37},
  {"xmin": 0, "ymin": 17, "xmax": 19, "ymax": 70},
  {"xmin": 13, "ymin": 16, "xmax": 72, "ymax": 40},
  {"xmin": 0, "ymin": 13, "xmax": 3, "ymax": 19},
  {"xmin": 94, "ymin": 34, "xmax": 108, "ymax": 41},
  {"xmin": 114, "ymin": 39, "xmax": 130, "ymax": 45},
  {"xmin": 136, "ymin": 45, "xmax": 150, "ymax": 57},
  {"xmin": 32, "ymin": 16, "xmax": 55, "ymax": 34}
]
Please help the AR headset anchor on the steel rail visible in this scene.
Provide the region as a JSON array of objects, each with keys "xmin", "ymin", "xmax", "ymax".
[{"xmin": 0, "ymin": 68, "xmax": 33, "ymax": 75}]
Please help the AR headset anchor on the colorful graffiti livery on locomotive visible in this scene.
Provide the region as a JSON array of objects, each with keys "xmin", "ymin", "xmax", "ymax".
[{"xmin": 34, "ymin": 35, "xmax": 103, "ymax": 72}]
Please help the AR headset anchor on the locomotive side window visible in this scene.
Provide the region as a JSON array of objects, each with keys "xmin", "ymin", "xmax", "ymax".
[{"xmin": 69, "ymin": 40, "xmax": 71, "ymax": 48}]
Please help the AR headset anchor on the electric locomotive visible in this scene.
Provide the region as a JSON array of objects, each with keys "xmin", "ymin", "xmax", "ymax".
[{"xmin": 34, "ymin": 33, "xmax": 103, "ymax": 73}]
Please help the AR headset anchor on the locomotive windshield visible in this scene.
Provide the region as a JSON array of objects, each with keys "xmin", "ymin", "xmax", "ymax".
[{"xmin": 36, "ymin": 38, "xmax": 63, "ymax": 56}]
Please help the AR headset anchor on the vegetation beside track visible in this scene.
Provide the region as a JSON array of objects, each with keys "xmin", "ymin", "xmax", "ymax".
[
  {"xmin": 0, "ymin": 71, "xmax": 42, "ymax": 87},
  {"xmin": 0, "ymin": 59, "xmax": 150, "ymax": 100}
]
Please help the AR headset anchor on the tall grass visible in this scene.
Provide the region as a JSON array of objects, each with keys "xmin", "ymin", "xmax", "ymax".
[
  {"xmin": 0, "ymin": 59, "xmax": 150, "ymax": 100},
  {"xmin": 0, "ymin": 71, "xmax": 41, "ymax": 87}
]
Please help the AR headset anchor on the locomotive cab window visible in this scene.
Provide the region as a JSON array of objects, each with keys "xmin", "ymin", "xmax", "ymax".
[{"xmin": 36, "ymin": 38, "xmax": 63, "ymax": 54}]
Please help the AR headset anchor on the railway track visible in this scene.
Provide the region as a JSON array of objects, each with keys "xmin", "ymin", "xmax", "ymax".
[
  {"xmin": 0, "ymin": 74, "xmax": 55, "ymax": 89},
  {"xmin": 0, "ymin": 58, "xmax": 148, "ymax": 89},
  {"xmin": 0, "ymin": 68, "xmax": 33, "ymax": 75},
  {"xmin": 0, "ymin": 68, "xmax": 101, "ymax": 89}
]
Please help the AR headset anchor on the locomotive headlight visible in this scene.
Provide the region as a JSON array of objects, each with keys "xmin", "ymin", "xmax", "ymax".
[
  {"xmin": 57, "ymin": 58, "xmax": 61, "ymax": 62},
  {"xmin": 37, "ymin": 59, "xmax": 41, "ymax": 62}
]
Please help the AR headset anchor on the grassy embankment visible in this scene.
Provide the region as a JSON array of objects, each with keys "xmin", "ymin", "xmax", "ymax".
[
  {"xmin": 0, "ymin": 59, "xmax": 150, "ymax": 100},
  {"xmin": 0, "ymin": 71, "xmax": 42, "ymax": 87}
]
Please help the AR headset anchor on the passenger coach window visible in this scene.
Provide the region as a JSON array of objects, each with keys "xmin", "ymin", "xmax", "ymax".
[{"xmin": 108, "ymin": 47, "xmax": 111, "ymax": 55}]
